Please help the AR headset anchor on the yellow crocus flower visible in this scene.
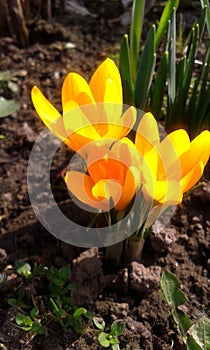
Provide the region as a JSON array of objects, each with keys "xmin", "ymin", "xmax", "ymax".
[
  {"xmin": 31, "ymin": 58, "xmax": 136, "ymax": 152},
  {"xmin": 135, "ymin": 113, "xmax": 210, "ymax": 205}
]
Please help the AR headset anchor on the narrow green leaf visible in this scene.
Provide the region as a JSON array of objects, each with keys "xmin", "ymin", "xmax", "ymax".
[
  {"xmin": 175, "ymin": 309, "xmax": 191, "ymax": 334},
  {"xmin": 150, "ymin": 51, "xmax": 168, "ymax": 119},
  {"xmin": 189, "ymin": 316, "xmax": 210, "ymax": 350},
  {"xmin": 186, "ymin": 336, "xmax": 202, "ymax": 350},
  {"xmin": 119, "ymin": 34, "xmax": 134, "ymax": 104},
  {"xmin": 198, "ymin": 6, "xmax": 208, "ymax": 43},
  {"xmin": 129, "ymin": 0, "xmax": 145, "ymax": 80},
  {"xmin": 161, "ymin": 270, "xmax": 188, "ymax": 308},
  {"xmin": 134, "ymin": 25, "xmax": 156, "ymax": 110},
  {"xmin": 182, "ymin": 25, "xmax": 199, "ymax": 107},
  {"xmin": 0, "ymin": 97, "xmax": 20, "ymax": 118},
  {"xmin": 196, "ymin": 44, "xmax": 210, "ymax": 129},
  {"xmin": 155, "ymin": 0, "xmax": 179, "ymax": 48},
  {"xmin": 197, "ymin": 82, "xmax": 210, "ymax": 131},
  {"xmin": 168, "ymin": 9, "xmax": 176, "ymax": 109},
  {"xmin": 176, "ymin": 56, "xmax": 186, "ymax": 93},
  {"xmin": 187, "ymin": 77, "xmax": 199, "ymax": 136},
  {"xmin": 200, "ymin": 0, "xmax": 210, "ymax": 36}
]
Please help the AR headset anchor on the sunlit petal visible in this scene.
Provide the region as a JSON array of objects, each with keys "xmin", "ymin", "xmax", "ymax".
[
  {"xmin": 89, "ymin": 58, "xmax": 122, "ymax": 104},
  {"xmin": 116, "ymin": 167, "xmax": 138, "ymax": 211},
  {"xmin": 135, "ymin": 112, "xmax": 159, "ymax": 156},
  {"xmin": 62, "ymin": 72, "xmax": 95, "ymax": 109},
  {"xmin": 180, "ymin": 162, "xmax": 204, "ymax": 193},
  {"xmin": 65, "ymin": 171, "xmax": 107, "ymax": 210},
  {"xmin": 31, "ymin": 86, "xmax": 60, "ymax": 125}
]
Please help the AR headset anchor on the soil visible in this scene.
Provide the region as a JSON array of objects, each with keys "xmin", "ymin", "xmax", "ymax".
[{"xmin": 0, "ymin": 2, "xmax": 209, "ymax": 349}]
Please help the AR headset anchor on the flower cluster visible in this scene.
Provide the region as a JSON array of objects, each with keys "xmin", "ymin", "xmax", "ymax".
[{"xmin": 32, "ymin": 58, "xmax": 210, "ymax": 223}]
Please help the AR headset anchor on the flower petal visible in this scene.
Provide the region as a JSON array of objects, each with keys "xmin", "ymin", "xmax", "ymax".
[
  {"xmin": 180, "ymin": 130, "xmax": 210, "ymax": 178},
  {"xmin": 89, "ymin": 58, "xmax": 122, "ymax": 104},
  {"xmin": 31, "ymin": 86, "xmax": 74, "ymax": 147},
  {"xmin": 65, "ymin": 171, "xmax": 109, "ymax": 210},
  {"xmin": 135, "ymin": 112, "xmax": 159, "ymax": 156},
  {"xmin": 180, "ymin": 162, "xmax": 204, "ymax": 193},
  {"xmin": 115, "ymin": 167, "xmax": 138, "ymax": 211},
  {"xmin": 104, "ymin": 106, "xmax": 136, "ymax": 140},
  {"xmin": 31, "ymin": 86, "xmax": 60, "ymax": 125},
  {"xmin": 62, "ymin": 73, "xmax": 95, "ymax": 110}
]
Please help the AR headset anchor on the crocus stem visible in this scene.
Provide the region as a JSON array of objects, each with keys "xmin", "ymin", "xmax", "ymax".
[
  {"xmin": 105, "ymin": 241, "xmax": 124, "ymax": 270},
  {"xmin": 122, "ymin": 234, "xmax": 145, "ymax": 264}
]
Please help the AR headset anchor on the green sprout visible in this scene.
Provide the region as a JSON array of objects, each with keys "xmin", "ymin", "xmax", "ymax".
[{"xmin": 93, "ymin": 316, "xmax": 125, "ymax": 349}]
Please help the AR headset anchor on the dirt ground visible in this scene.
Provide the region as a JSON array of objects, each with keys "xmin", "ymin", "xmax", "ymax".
[{"xmin": 0, "ymin": 2, "xmax": 209, "ymax": 349}]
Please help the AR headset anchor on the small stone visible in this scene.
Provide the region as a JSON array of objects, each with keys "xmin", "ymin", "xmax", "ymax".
[
  {"xmin": 179, "ymin": 215, "xmax": 188, "ymax": 226},
  {"xmin": 191, "ymin": 216, "xmax": 201, "ymax": 223},
  {"xmin": 149, "ymin": 221, "xmax": 177, "ymax": 254},
  {"xmin": 129, "ymin": 262, "xmax": 161, "ymax": 295}
]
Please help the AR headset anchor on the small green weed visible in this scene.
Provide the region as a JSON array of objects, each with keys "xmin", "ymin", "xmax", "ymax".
[{"xmin": 93, "ymin": 316, "xmax": 125, "ymax": 349}]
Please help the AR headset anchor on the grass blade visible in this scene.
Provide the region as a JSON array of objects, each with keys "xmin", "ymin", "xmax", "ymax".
[
  {"xmin": 167, "ymin": 9, "xmax": 176, "ymax": 111},
  {"xmin": 134, "ymin": 25, "xmax": 156, "ymax": 110},
  {"xmin": 119, "ymin": 34, "xmax": 134, "ymax": 105},
  {"xmin": 150, "ymin": 51, "xmax": 168, "ymax": 119},
  {"xmin": 155, "ymin": 0, "xmax": 179, "ymax": 48},
  {"xmin": 200, "ymin": 0, "xmax": 210, "ymax": 36},
  {"xmin": 129, "ymin": 0, "xmax": 145, "ymax": 80}
]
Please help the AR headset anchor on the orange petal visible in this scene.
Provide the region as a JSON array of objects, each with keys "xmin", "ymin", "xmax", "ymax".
[
  {"xmin": 115, "ymin": 167, "xmax": 137, "ymax": 211},
  {"xmin": 65, "ymin": 171, "xmax": 108, "ymax": 210}
]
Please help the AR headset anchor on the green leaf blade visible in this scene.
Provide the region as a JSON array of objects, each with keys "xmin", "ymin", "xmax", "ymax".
[
  {"xmin": 155, "ymin": 0, "xmax": 179, "ymax": 48},
  {"xmin": 119, "ymin": 34, "xmax": 134, "ymax": 104},
  {"xmin": 134, "ymin": 25, "xmax": 156, "ymax": 110}
]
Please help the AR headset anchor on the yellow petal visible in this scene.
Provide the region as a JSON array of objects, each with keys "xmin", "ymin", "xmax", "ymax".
[
  {"xmin": 104, "ymin": 106, "xmax": 136, "ymax": 140},
  {"xmin": 63, "ymin": 105, "xmax": 100, "ymax": 140},
  {"xmin": 180, "ymin": 130, "xmax": 210, "ymax": 178},
  {"xmin": 62, "ymin": 73, "xmax": 95, "ymax": 110},
  {"xmin": 135, "ymin": 112, "xmax": 159, "ymax": 156},
  {"xmin": 31, "ymin": 86, "xmax": 73, "ymax": 147},
  {"xmin": 157, "ymin": 130, "xmax": 190, "ymax": 180},
  {"xmin": 180, "ymin": 162, "xmax": 204, "ymax": 193},
  {"xmin": 92, "ymin": 179, "xmax": 121, "ymax": 203},
  {"xmin": 89, "ymin": 58, "xmax": 122, "ymax": 104},
  {"xmin": 144, "ymin": 180, "xmax": 182, "ymax": 205},
  {"xmin": 31, "ymin": 86, "xmax": 60, "ymax": 125},
  {"xmin": 167, "ymin": 129, "xmax": 190, "ymax": 157}
]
